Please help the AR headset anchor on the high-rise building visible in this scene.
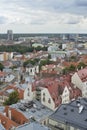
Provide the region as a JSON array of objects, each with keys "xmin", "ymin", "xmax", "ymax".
[{"xmin": 7, "ymin": 30, "xmax": 13, "ymax": 40}]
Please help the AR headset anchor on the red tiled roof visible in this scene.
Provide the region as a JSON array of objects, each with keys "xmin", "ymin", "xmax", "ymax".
[
  {"xmin": 0, "ymin": 113, "xmax": 18, "ymax": 130},
  {"xmin": 4, "ymin": 106, "xmax": 29, "ymax": 125},
  {"xmin": 0, "ymin": 85, "xmax": 24, "ymax": 99},
  {"xmin": 0, "ymin": 71, "xmax": 6, "ymax": 77}
]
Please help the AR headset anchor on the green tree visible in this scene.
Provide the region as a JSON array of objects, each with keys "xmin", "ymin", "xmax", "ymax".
[
  {"xmin": 23, "ymin": 58, "xmax": 39, "ymax": 67},
  {"xmin": 77, "ymin": 62, "xmax": 86, "ymax": 70},
  {"xmin": 69, "ymin": 64, "xmax": 76, "ymax": 71},
  {"xmin": 62, "ymin": 67, "xmax": 69, "ymax": 74},
  {"xmin": 4, "ymin": 91, "xmax": 19, "ymax": 105},
  {"xmin": 48, "ymin": 54, "xmax": 51, "ymax": 59},
  {"xmin": 39, "ymin": 59, "xmax": 52, "ymax": 70},
  {"xmin": 70, "ymin": 56, "xmax": 76, "ymax": 61},
  {"xmin": 0, "ymin": 63, "xmax": 4, "ymax": 71}
]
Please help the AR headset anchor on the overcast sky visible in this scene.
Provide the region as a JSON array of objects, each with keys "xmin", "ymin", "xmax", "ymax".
[{"xmin": 0, "ymin": 0, "xmax": 87, "ymax": 33}]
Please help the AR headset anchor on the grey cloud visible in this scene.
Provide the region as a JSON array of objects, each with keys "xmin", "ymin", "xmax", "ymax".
[
  {"xmin": 66, "ymin": 20, "xmax": 80, "ymax": 24},
  {"xmin": 30, "ymin": 19, "xmax": 47, "ymax": 25},
  {"xmin": 75, "ymin": 0, "xmax": 87, "ymax": 7},
  {"xmin": 1, "ymin": 0, "xmax": 87, "ymax": 16}
]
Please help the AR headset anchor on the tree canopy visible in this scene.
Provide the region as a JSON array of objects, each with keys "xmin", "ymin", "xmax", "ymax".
[
  {"xmin": 23, "ymin": 58, "xmax": 39, "ymax": 67},
  {"xmin": 0, "ymin": 45, "xmax": 47, "ymax": 54},
  {"xmin": 4, "ymin": 91, "xmax": 19, "ymax": 105},
  {"xmin": 0, "ymin": 63, "xmax": 4, "ymax": 71}
]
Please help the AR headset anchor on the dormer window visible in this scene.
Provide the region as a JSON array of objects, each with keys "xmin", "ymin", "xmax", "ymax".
[
  {"xmin": 43, "ymin": 97, "xmax": 45, "ymax": 102},
  {"xmin": 48, "ymin": 98, "xmax": 51, "ymax": 104},
  {"xmin": 27, "ymin": 92, "xmax": 30, "ymax": 96},
  {"xmin": 30, "ymin": 69, "xmax": 32, "ymax": 72},
  {"xmin": 28, "ymin": 88, "xmax": 29, "ymax": 91},
  {"xmin": 43, "ymin": 93, "xmax": 45, "ymax": 96}
]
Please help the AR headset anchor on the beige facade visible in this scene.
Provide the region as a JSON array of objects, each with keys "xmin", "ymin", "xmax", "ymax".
[
  {"xmin": 41, "ymin": 88, "xmax": 55, "ymax": 111},
  {"xmin": 72, "ymin": 72, "xmax": 87, "ymax": 98},
  {"xmin": 48, "ymin": 119, "xmax": 80, "ymax": 130},
  {"xmin": 71, "ymin": 72, "xmax": 83, "ymax": 90},
  {"xmin": 26, "ymin": 65, "xmax": 39, "ymax": 76},
  {"xmin": 62, "ymin": 86, "xmax": 70, "ymax": 104},
  {"xmin": 24, "ymin": 83, "xmax": 36, "ymax": 101}
]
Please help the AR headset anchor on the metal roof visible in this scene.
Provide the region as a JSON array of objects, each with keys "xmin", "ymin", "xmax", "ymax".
[
  {"xmin": 50, "ymin": 98, "xmax": 87, "ymax": 130},
  {"xmin": 11, "ymin": 100, "xmax": 53, "ymax": 123},
  {"xmin": 0, "ymin": 124, "xmax": 5, "ymax": 130},
  {"xmin": 16, "ymin": 122, "xmax": 51, "ymax": 130}
]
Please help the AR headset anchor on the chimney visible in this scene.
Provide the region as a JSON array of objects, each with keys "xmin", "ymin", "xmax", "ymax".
[
  {"xmin": 81, "ymin": 66, "xmax": 83, "ymax": 69},
  {"xmin": 3, "ymin": 112, "xmax": 6, "ymax": 116},
  {"xmin": 8, "ymin": 109, "xmax": 11, "ymax": 120}
]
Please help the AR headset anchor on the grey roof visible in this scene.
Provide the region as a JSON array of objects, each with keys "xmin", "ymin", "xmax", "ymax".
[
  {"xmin": 11, "ymin": 100, "xmax": 53, "ymax": 123},
  {"xmin": 25, "ymin": 76, "xmax": 35, "ymax": 83},
  {"xmin": 16, "ymin": 122, "xmax": 51, "ymax": 130},
  {"xmin": 50, "ymin": 98, "xmax": 87, "ymax": 130},
  {"xmin": 0, "ymin": 124, "xmax": 5, "ymax": 130},
  {"xmin": 26, "ymin": 63, "xmax": 34, "ymax": 68}
]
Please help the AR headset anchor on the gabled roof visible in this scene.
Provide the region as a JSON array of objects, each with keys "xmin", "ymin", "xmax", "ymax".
[
  {"xmin": 0, "ymin": 113, "xmax": 18, "ymax": 130},
  {"xmin": 0, "ymin": 85, "xmax": 24, "ymax": 99},
  {"xmin": 4, "ymin": 106, "xmax": 29, "ymax": 125}
]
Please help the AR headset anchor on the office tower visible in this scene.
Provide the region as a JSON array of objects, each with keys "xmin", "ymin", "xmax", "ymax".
[{"xmin": 7, "ymin": 30, "xmax": 13, "ymax": 40}]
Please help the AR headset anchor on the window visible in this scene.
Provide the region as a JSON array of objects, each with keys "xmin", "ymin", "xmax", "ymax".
[
  {"xmin": 48, "ymin": 98, "xmax": 51, "ymax": 104},
  {"xmin": 43, "ymin": 97, "xmax": 45, "ymax": 102},
  {"xmin": 27, "ymin": 92, "xmax": 30, "ymax": 96},
  {"xmin": 35, "ymin": 67, "xmax": 36, "ymax": 72},
  {"xmin": 53, "ymin": 98, "xmax": 55, "ymax": 101},
  {"xmin": 43, "ymin": 93, "xmax": 45, "ymax": 96},
  {"xmin": 30, "ymin": 69, "xmax": 32, "ymax": 72}
]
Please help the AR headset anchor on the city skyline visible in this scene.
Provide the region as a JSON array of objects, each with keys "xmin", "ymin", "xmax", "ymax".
[{"xmin": 0, "ymin": 0, "xmax": 87, "ymax": 33}]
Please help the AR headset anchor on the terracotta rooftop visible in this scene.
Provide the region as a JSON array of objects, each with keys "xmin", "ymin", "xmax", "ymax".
[
  {"xmin": 0, "ymin": 113, "xmax": 18, "ymax": 130},
  {"xmin": 4, "ymin": 106, "xmax": 29, "ymax": 126},
  {"xmin": 0, "ymin": 71, "xmax": 6, "ymax": 77},
  {"xmin": 0, "ymin": 85, "xmax": 24, "ymax": 99}
]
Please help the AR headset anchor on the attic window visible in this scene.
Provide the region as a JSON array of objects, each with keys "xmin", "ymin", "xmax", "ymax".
[
  {"xmin": 43, "ymin": 97, "xmax": 45, "ymax": 102},
  {"xmin": 85, "ymin": 119, "xmax": 87, "ymax": 122},
  {"xmin": 48, "ymin": 98, "xmax": 51, "ymax": 104},
  {"xmin": 43, "ymin": 93, "xmax": 45, "ymax": 96},
  {"xmin": 71, "ymin": 109, "xmax": 74, "ymax": 112},
  {"xmin": 63, "ymin": 107, "xmax": 67, "ymax": 110},
  {"xmin": 64, "ymin": 112, "xmax": 67, "ymax": 115},
  {"xmin": 27, "ymin": 92, "xmax": 30, "ymax": 96}
]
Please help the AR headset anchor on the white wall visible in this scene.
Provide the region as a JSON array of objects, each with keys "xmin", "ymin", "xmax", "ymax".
[
  {"xmin": 82, "ymin": 81, "xmax": 87, "ymax": 98},
  {"xmin": 62, "ymin": 86, "xmax": 70, "ymax": 104},
  {"xmin": 71, "ymin": 72, "xmax": 83, "ymax": 90},
  {"xmin": 41, "ymin": 88, "xmax": 55, "ymax": 111},
  {"xmin": 26, "ymin": 65, "xmax": 39, "ymax": 76},
  {"xmin": 0, "ymin": 54, "xmax": 4, "ymax": 61},
  {"xmin": 24, "ymin": 83, "xmax": 35, "ymax": 101}
]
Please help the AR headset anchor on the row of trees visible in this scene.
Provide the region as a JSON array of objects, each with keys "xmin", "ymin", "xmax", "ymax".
[
  {"xmin": 0, "ymin": 45, "xmax": 47, "ymax": 54},
  {"xmin": 23, "ymin": 56, "xmax": 53, "ymax": 70},
  {"xmin": 62, "ymin": 62, "xmax": 87, "ymax": 74}
]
